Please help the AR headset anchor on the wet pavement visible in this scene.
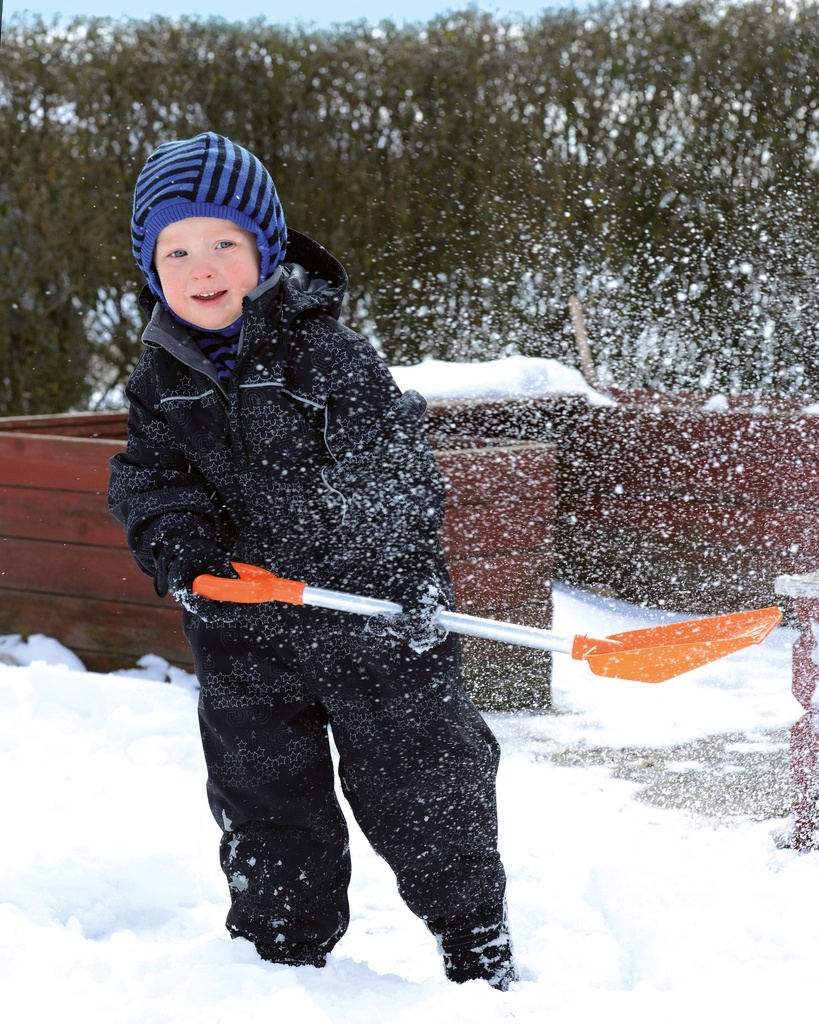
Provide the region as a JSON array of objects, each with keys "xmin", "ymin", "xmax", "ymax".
[{"xmin": 540, "ymin": 728, "xmax": 795, "ymax": 823}]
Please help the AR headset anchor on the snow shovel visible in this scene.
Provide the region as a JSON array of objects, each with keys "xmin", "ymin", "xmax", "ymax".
[{"xmin": 193, "ymin": 563, "xmax": 782, "ymax": 683}]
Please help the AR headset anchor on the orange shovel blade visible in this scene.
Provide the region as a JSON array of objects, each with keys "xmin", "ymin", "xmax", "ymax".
[{"xmin": 571, "ymin": 606, "xmax": 782, "ymax": 682}]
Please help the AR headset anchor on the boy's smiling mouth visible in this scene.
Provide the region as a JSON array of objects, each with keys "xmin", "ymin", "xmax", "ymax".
[{"xmin": 193, "ymin": 290, "xmax": 227, "ymax": 301}]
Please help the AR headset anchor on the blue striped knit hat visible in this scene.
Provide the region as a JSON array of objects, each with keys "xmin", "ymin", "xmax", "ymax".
[{"xmin": 131, "ymin": 132, "xmax": 287, "ymax": 306}]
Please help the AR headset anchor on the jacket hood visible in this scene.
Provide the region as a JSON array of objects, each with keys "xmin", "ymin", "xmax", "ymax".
[{"xmin": 279, "ymin": 228, "xmax": 348, "ymax": 326}]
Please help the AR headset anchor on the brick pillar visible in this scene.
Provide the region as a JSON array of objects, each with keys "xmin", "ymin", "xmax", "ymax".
[{"xmin": 774, "ymin": 575, "xmax": 819, "ymax": 850}]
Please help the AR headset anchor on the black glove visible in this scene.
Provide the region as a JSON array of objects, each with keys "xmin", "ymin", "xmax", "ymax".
[
  {"xmin": 364, "ymin": 566, "xmax": 448, "ymax": 654},
  {"xmin": 165, "ymin": 537, "xmax": 239, "ymax": 623}
]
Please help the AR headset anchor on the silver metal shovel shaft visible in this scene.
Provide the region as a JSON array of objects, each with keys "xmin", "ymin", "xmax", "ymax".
[
  {"xmin": 301, "ymin": 585, "xmax": 574, "ymax": 655},
  {"xmin": 435, "ymin": 609, "xmax": 574, "ymax": 654}
]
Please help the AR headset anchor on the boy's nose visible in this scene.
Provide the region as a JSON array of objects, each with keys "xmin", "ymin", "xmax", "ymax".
[{"xmin": 191, "ymin": 259, "xmax": 216, "ymax": 278}]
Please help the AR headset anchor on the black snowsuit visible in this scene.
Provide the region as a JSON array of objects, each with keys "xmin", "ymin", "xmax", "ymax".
[{"xmin": 108, "ymin": 230, "xmax": 507, "ymax": 966}]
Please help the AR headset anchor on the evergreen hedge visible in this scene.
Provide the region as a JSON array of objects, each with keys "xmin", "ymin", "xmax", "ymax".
[{"xmin": 2, "ymin": 1, "xmax": 818, "ymax": 414}]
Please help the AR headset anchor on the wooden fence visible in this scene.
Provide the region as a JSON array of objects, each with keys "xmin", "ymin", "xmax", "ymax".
[
  {"xmin": 554, "ymin": 398, "xmax": 819, "ymax": 618},
  {"xmin": 0, "ymin": 414, "xmax": 187, "ymax": 674},
  {"xmin": 4, "ymin": 391, "xmax": 819, "ymax": 708},
  {"xmin": 428, "ymin": 392, "xmax": 819, "ymax": 619},
  {"xmin": 0, "ymin": 409, "xmax": 554, "ymax": 710}
]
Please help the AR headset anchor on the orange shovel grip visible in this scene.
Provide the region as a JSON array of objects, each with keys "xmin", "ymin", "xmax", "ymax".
[{"xmin": 192, "ymin": 562, "xmax": 307, "ymax": 605}]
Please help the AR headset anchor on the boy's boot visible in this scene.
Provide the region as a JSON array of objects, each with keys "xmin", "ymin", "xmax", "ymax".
[
  {"xmin": 255, "ymin": 939, "xmax": 328, "ymax": 969},
  {"xmin": 441, "ymin": 924, "xmax": 519, "ymax": 991}
]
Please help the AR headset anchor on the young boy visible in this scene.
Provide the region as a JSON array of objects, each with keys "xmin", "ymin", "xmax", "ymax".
[{"xmin": 109, "ymin": 132, "xmax": 517, "ymax": 989}]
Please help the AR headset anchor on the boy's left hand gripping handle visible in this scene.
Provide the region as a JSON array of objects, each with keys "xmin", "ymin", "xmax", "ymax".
[{"xmin": 193, "ymin": 562, "xmax": 307, "ymax": 605}]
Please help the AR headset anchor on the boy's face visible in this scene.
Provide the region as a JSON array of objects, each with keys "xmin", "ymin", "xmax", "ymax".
[{"xmin": 154, "ymin": 216, "xmax": 261, "ymax": 330}]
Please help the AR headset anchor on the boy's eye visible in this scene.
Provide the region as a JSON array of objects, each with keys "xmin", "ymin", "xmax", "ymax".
[
  {"xmin": 216, "ymin": 240, "xmax": 235, "ymax": 250},
  {"xmin": 168, "ymin": 249, "xmax": 187, "ymax": 259}
]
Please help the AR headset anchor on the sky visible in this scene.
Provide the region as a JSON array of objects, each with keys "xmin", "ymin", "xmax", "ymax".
[{"xmin": 4, "ymin": 0, "xmax": 588, "ymax": 29}]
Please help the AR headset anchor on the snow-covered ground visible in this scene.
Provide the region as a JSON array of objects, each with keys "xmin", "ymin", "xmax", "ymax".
[
  {"xmin": 0, "ymin": 583, "xmax": 813, "ymax": 1023},
  {"xmin": 1, "ymin": 355, "xmax": 816, "ymax": 1021}
]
